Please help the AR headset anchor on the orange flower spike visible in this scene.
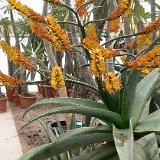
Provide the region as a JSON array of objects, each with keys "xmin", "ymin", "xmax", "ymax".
[
  {"xmin": 83, "ymin": 37, "xmax": 100, "ymax": 52},
  {"xmin": 29, "ymin": 20, "xmax": 55, "ymax": 43},
  {"xmin": 76, "ymin": 0, "xmax": 87, "ymax": 18},
  {"xmin": 108, "ymin": 19, "xmax": 120, "ymax": 33},
  {"xmin": 51, "ymin": 66, "xmax": 65, "ymax": 89},
  {"xmin": 106, "ymin": 0, "xmax": 131, "ymax": 21},
  {"xmin": 46, "ymin": 15, "xmax": 71, "ymax": 52},
  {"xmin": 126, "ymin": 46, "xmax": 160, "ymax": 70},
  {"xmin": 0, "ymin": 71, "xmax": 26, "ymax": 86},
  {"xmin": 103, "ymin": 48, "xmax": 119, "ymax": 59},
  {"xmin": 90, "ymin": 50, "xmax": 106, "ymax": 78},
  {"xmin": 86, "ymin": 24, "xmax": 99, "ymax": 43},
  {"xmin": 104, "ymin": 72, "xmax": 122, "ymax": 94},
  {"xmin": 8, "ymin": 0, "xmax": 45, "ymax": 23},
  {"xmin": 0, "ymin": 40, "xmax": 35, "ymax": 71},
  {"xmin": 138, "ymin": 16, "xmax": 160, "ymax": 35},
  {"xmin": 134, "ymin": 34, "xmax": 151, "ymax": 51}
]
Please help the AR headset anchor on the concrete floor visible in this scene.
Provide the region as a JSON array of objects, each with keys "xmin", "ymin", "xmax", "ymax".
[{"xmin": 0, "ymin": 102, "xmax": 23, "ymax": 160}]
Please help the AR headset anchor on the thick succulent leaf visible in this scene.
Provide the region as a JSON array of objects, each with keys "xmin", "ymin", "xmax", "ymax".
[
  {"xmin": 133, "ymin": 142, "xmax": 148, "ymax": 160},
  {"xmin": 72, "ymin": 143, "xmax": 116, "ymax": 160},
  {"xmin": 139, "ymin": 99, "xmax": 150, "ymax": 122},
  {"xmin": 134, "ymin": 109, "xmax": 160, "ymax": 132},
  {"xmin": 113, "ymin": 120, "xmax": 133, "ymax": 160},
  {"xmin": 23, "ymin": 98, "xmax": 107, "ymax": 117},
  {"xmin": 137, "ymin": 133, "xmax": 159, "ymax": 160},
  {"xmin": 129, "ymin": 69, "xmax": 159, "ymax": 126},
  {"xmin": 107, "ymin": 155, "xmax": 119, "ymax": 160},
  {"xmin": 121, "ymin": 70, "xmax": 141, "ymax": 127},
  {"xmin": 65, "ymin": 77, "xmax": 99, "ymax": 95},
  {"xmin": 56, "ymin": 125, "xmax": 112, "ymax": 142},
  {"xmin": 133, "ymin": 133, "xmax": 159, "ymax": 160},
  {"xmin": 22, "ymin": 106, "xmax": 122, "ymax": 128},
  {"xmin": 20, "ymin": 133, "xmax": 112, "ymax": 160}
]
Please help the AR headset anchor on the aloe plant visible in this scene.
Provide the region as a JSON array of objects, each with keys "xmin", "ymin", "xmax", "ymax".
[{"xmin": 20, "ymin": 68, "xmax": 160, "ymax": 160}]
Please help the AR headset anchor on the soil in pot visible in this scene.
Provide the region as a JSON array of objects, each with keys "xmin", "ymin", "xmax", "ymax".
[
  {"xmin": 0, "ymin": 93, "xmax": 7, "ymax": 112},
  {"xmin": 19, "ymin": 93, "xmax": 37, "ymax": 109}
]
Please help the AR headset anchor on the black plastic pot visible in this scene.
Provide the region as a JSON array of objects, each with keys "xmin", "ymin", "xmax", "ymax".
[{"xmin": 49, "ymin": 121, "xmax": 67, "ymax": 135}]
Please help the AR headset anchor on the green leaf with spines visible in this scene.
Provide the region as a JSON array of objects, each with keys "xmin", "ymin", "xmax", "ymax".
[
  {"xmin": 20, "ymin": 132, "xmax": 112, "ymax": 160},
  {"xmin": 129, "ymin": 69, "xmax": 159, "ymax": 127},
  {"xmin": 134, "ymin": 109, "xmax": 160, "ymax": 132},
  {"xmin": 113, "ymin": 120, "xmax": 133, "ymax": 160},
  {"xmin": 23, "ymin": 98, "xmax": 107, "ymax": 117},
  {"xmin": 121, "ymin": 70, "xmax": 141, "ymax": 128},
  {"xmin": 22, "ymin": 105, "xmax": 122, "ymax": 128}
]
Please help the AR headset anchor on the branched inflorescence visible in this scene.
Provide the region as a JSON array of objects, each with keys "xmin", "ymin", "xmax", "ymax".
[{"xmin": 83, "ymin": 24, "xmax": 122, "ymax": 94}]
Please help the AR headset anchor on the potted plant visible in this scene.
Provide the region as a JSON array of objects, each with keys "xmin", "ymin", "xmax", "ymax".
[
  {"xmin": 0, "ymin": 92, "xmax": 7, "ymax": 113},
  {"xmin": 19, "ymin": 92, "xmax": 37, "ymax": 109},
  {"xmin": 44, "ymin": 84, "xmax": 58, "ymax": 98},
  {"xmin": 38, "ymin": 84, "xmax": 46, "ymax": 98},
  {"xmin": 6, "ymin": 86, "xmax": 15, "ymax": 102},
  {"xmin": 13, "ymin": 91, "xmax": 21, "ymax": 106}
]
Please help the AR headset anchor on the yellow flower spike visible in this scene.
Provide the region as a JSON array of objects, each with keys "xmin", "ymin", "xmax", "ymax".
[
  {"xmin": 76, "ymin": 0, "xmax": 87, "ymax": 18},
  {"xmin": 106, "ymin": 0, "xmax": 131, "ymax": 21},
  {"xmin": 104, "ymin": 72, "xmax": 122, "ymax": 94},
  {"xmin": 8, "ymin": 0, "xmax": 45, "ymax": 23},
  {"xmin": 0, "ymin": 40, "xmax": 35, "ymax": 71},
  {"xmin": 86, "ymin": 24, "xmax": 99, "ymax": 43},
  {"xmin": 108, "ymin": 18, "xmax": 120, "ymax": 33},
  {"xmin": 0, "ymin": 70, "xmax": 26, "ymax": 86},
  {"xmin": 45, "ymin": 15, "xmax": 71, "ymax": 52},
  {"xmin": 51, "ymin": 66, "xmax": 65, "ymax": 89},
  {"xmin": 90, "ymin": 50, "xmax": 106, "ymax": 78},
  {"xmin": 138, "ymin": 16, "xmax": 160, "ymax": 35}
]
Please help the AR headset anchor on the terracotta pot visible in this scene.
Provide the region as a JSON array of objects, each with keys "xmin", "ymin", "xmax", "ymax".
[
  {"xmin": 52, "ymin": 88, "xmax": 58, "ymax": 98},
  {"xmin": 13, "ymin": 93, "xmax": 21, "ymax": 106},
  {"xmin": 19, "ymin": 93, "xmax": 37, "ymax": 109},
  {"xmin": 44, "ymin": 85, "xmax": 53, "ymax": 98},
  {"xmin": 6, "ymin": 87, "xmax": 15, "ymax": 102},
  {"xmin": 0, "ymin": 96, "xmax": 7, "ymax": 112},
  {"xmin": 39, "ymin": 84, "xmax": 46, "ymax": 98},
  {"xmin": 44, "ymin": 85, "xmax": 58, "ymax": 98}
]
